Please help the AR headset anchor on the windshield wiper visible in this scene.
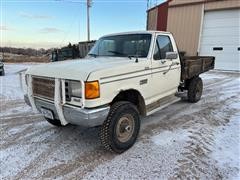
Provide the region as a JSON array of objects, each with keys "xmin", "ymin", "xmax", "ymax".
[
  {"xmin": 88, "ymin": 53, "xmax": 98, "ymax": 58},
  {"xmin": 128, "ymin": 55, "xmax": 142, "ymax": 63},
  {"xmin": 108, "ymin": 51, "xmax": 126, "ymax": 56}
]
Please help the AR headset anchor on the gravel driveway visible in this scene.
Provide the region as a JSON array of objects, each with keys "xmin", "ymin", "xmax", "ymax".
[{"xmin": 0, "ymin": 64, "xmax": 239, "ymax": 179}]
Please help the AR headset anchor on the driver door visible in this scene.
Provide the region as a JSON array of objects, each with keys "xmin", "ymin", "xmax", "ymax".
[{"xmin": 150, "ymin": 34, "xmax": 180, "ymax": 101}]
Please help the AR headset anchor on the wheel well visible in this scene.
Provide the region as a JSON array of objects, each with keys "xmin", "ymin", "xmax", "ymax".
[{"xmin": 111, "ymin": 90, "xmax": 146, "ymax": 116}]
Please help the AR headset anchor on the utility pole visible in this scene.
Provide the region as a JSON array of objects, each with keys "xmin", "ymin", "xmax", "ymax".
[
  {"xmin": 87, "ymin": 0, "xmax": 92, "ymax": 41},
  {"xmin": 147, "ymin": 0, "xmax": 150, "ymax": 10},
  {"xmin": 146, "ymin": 0, "xmax": 150, "ymax": 30}
]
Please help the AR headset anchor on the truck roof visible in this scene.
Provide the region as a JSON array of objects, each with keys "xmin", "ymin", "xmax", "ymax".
[{"xmin": 101, "ymin": 30, "xmax": 171, "ymax": 37}]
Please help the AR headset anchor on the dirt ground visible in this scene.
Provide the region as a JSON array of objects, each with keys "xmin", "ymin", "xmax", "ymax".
[{"xmin": 0, "ymin": 64, "xmax": 239, "ymax": 179}]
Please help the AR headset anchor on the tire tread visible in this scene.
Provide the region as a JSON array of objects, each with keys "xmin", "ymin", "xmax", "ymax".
[
  {"xmin": 100, "ymin": 101, "xmax": 139, "ymax": 153},
  {"xmin": 187, "ymin": 76, "xmax": 203, "ymax": 103}
]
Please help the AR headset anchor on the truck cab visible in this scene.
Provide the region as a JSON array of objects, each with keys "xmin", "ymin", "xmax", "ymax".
[{"xmin": 24, "ymin": 31, "xmax": 214, "ymax": 153}]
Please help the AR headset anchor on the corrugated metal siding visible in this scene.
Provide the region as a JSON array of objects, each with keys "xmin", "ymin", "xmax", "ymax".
[
  {"xmin": 167, "ymin": 4, "xmax": 203, "ymax": 55},
  {"xmin": 169, "ymin": 0, "xmax": 240, "ymax": 9},
  {"xmin": 169, "ymin": 0, "xmax": 204, "ymax": 6},
  {"xmin": 156, "ymin": 1, "xmax": 169, "ymax": 31},
  {"xmin": 147, "ymin": 7, "xmax": 158, "ymax": 30},
  {"xmin": 205, "ymin": 0, "xmax": 240, "ymax": 11},
  {"xmin": 147, "ymin": 0, "xmax": 240, "ymax": 55}
]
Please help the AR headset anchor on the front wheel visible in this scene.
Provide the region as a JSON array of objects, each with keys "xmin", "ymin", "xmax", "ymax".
[
  {"xmin": 187, "ymin": 76, "xmax": 203, "ymax": 103},
  {"xmin": 100, "ymin": 101, "xmax": 140, "ymax": 153}
]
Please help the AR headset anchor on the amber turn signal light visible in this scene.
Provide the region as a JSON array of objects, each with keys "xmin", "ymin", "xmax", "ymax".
[{"xmin": 85, "ymin": 81, "xmax": 100, "ymax": 99}]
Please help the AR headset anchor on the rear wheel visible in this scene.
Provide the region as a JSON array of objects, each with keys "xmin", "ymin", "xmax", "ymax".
[
  {"xmin": 100, "ymin": 101, "xmax": 140, "ymax": 153},
  {"xmin": 45, "ymin": 118, "xmax": 63, "ymax": 126},
  {"xmin": 187, "ymin": 76, "xmax": 203, "ymax": 103}
]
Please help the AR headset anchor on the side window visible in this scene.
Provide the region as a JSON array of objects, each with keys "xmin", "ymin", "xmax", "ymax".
[{"xmin": 153, "ymin": 35, "xmax": 173, "ymax": 60}]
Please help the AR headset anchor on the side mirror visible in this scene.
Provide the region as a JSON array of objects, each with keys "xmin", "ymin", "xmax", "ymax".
[{"xmin": 166, "ymin": 52, "xmax": 178, "ymax": 60}]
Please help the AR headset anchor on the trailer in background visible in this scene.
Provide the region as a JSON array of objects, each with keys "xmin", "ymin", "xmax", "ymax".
[
  {"xmin": 78, "ymin": 40, "xmax": 96, "ymax": 58},
  {"xmin": 51, "ymin": 40, "xmax": 96, "ymax": 62}
]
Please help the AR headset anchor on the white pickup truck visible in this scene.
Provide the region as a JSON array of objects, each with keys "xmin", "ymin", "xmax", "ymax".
[{"xmin": 24, "ymin": 31, "xmax": 214, "ymax": 153}]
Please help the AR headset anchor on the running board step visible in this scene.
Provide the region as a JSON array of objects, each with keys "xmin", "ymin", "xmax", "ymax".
[{"xmin": 146, "ymin": 94, "xmax": 181, "ymax": 116}]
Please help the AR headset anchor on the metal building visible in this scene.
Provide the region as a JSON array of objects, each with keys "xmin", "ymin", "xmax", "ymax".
[{"xmin": 147, "ymin": 0, "xmax": 240, "ymax": 71}]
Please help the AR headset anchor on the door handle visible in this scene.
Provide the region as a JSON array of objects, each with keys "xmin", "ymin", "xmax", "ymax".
[
  {"xmin": 163, "ymin": 61, "xmax": 180, "ymax": 75},
  {"xmin": 173, "ymin": 62, "xmax": 180, "ymax": 66},
  {"xmin": 163, "ymin": 61, "xmax": 174, "ymax": 75}
]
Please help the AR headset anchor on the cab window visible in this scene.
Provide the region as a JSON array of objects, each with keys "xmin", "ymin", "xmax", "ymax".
[{"xmin": 154, "ymin": 35, "xmax": 173, "ymax": 60}]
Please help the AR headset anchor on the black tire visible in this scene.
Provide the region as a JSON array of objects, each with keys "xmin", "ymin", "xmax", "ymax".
[
  {"xmin": 100, "ymin": 101, "xmax": 140, "ymax": 153},
  {"xmin": 187, "ymin": 76, "xmax": 203, "ymax": 103},
  {"xmin": 45, "ymin": 118, "xmax": 63, "ymax": 126}
]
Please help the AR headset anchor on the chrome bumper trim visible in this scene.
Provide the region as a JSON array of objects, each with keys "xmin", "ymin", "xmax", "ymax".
[{"xmin": 33, "ymin": 98, "xmax": 109, "ymax": 127}]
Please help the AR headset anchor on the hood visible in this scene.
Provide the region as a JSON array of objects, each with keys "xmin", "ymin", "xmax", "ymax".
[{"xmin": 26, "ymin": 57, "xmax": 133, "ymax": 81}]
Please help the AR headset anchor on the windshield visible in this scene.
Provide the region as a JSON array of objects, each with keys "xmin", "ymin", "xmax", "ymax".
[{"xmin": 88, "ymin": 34, "xmax": 152, "ymax": 58}]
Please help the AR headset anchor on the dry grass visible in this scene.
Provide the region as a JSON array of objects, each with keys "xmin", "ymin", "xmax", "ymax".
[{"xmin": 2, "ymin": 53, "xmax": 50, "ymax": 63}]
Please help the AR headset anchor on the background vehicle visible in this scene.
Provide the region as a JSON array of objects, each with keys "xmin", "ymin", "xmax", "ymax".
[
  {"xmin": 0, "ymin": 55, "xmax": 5, "ymax": 76},
  {"xmin": 23, "ymin": 31, "xmax": 214, "ymax": 153},
  {"xmin": 51, "ymin": 41, "xmax": 95, "ymax": 61}
]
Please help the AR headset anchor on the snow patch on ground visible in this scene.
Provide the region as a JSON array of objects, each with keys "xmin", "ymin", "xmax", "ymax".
[
  {"xmin": 0, "ymin": 63, "xmax": 34, "ymax": 101},
  {"xmin": 231, "ymin": 101, "xmax": 240, "ymax": 109},
  {"xmin": 1, "ymin": 105, "xmax": 31, "ymax": 117},
  {"xmin": 0, "ymin": 143, "xmax": 48, "ymax": 178},
  {"xmin": 84, "ymin": 129, "xmax": 190, "ymax": 179},
  {"xmin": 210, "ymin": 113, "xmax": 240, "ymax": 179},
  {"xmin": 200, "ymin": 71, "xmax": 229, "ymax": 80},
  {"xmin": 7, "ymin": 124, "xmax": 31, "ymax": 135},
  {"xmin": 151, "ymin": 129, "xmax": 190, "ymax": 146}
]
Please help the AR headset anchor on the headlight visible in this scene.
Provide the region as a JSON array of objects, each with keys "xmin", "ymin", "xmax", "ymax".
[{"xmin": 66, "ymin": 80, "xmax": 82, "ymax": 99}]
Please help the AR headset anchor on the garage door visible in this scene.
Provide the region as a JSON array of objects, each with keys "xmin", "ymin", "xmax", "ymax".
[{"xmin": 199, "ymin": 9, "xmax": 240, "ymax": 71}]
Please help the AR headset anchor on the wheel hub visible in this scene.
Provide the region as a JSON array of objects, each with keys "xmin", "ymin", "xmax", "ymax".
[{"xmin": 116, "ymin": 114, "xmax": 135, "ymax": 143}]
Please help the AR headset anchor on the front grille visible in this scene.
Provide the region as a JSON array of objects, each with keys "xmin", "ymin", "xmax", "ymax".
[{"xmin": 32, "ymin": 77, "xmax": 55, "ymax": 100}]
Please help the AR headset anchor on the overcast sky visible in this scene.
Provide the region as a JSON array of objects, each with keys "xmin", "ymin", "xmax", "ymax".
[{"xmin": 1, "ymin": 0, "xmax": 165, "ymax": 49}]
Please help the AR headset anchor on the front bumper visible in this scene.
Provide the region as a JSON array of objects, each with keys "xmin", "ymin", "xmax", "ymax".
[{"xmin": 24, "ymin": 94, "xmax": 110, "ymax": 127}]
